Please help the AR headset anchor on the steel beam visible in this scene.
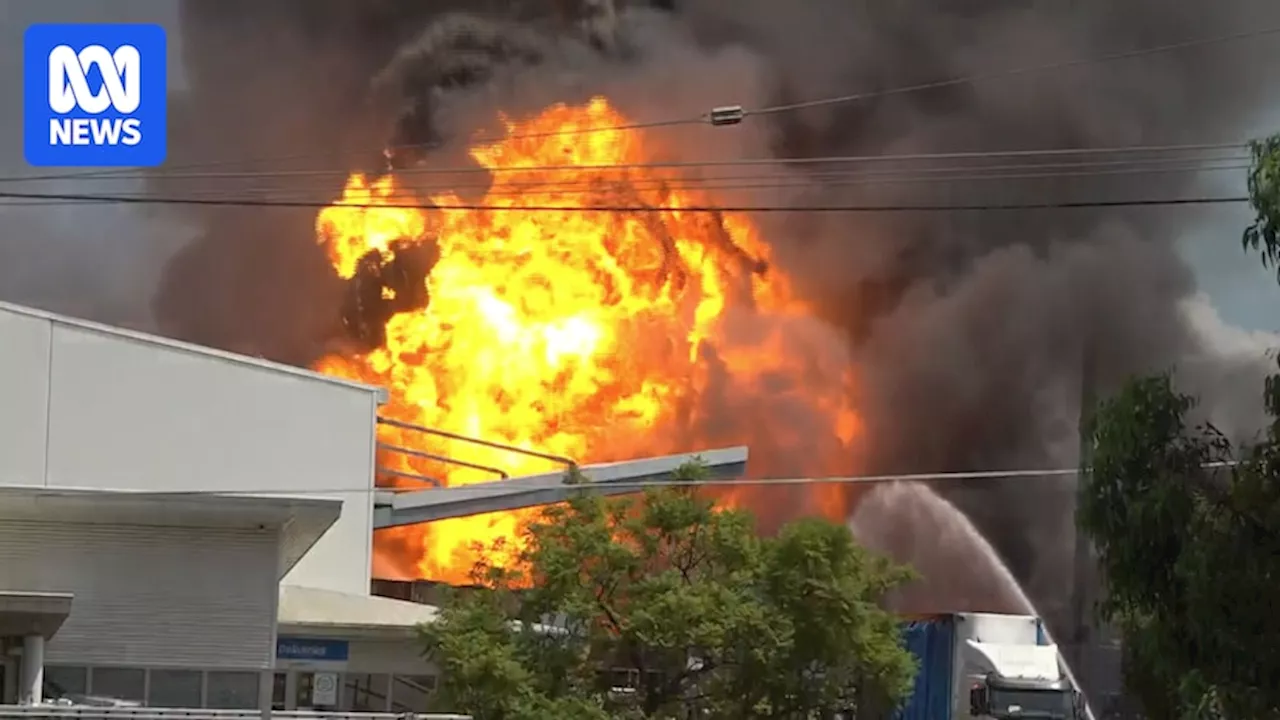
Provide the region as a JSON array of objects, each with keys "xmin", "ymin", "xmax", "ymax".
[{"xmin": 372, "ymin": 446, "xmax": 748, "ymax": 529}]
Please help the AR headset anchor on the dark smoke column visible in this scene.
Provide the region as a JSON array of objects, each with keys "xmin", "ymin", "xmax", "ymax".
[
  {"xmin": 149, "ymin": 1, "xmax": 443, "ymax": 363},
  {"xmin": 149, "ymin": 0, "xmax": 639, "ymax": 363},
  {"xmin": 673, "ymin": 0, "xmax": 1280, "ymax": 706}
]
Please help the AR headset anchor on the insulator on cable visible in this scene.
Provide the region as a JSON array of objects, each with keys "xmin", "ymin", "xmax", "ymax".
[{"xmin": 708, "ymin": 105, "xmax": 745, "ymax": 126}]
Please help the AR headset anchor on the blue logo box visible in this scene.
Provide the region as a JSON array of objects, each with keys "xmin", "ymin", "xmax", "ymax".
[{"xmin": 23, "ymin": 23, "xmax": 168, "ymax": 167}]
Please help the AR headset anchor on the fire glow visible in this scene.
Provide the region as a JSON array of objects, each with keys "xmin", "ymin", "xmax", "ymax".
[{"xmin": 313, "ymin": 97, "xmax": 861, "ymax": 583}]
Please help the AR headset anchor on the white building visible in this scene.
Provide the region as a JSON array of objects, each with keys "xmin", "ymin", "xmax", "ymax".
[
  {"xmin": 0, "ymin": 301, "xmax": 749, "ymax": 714},
  {"xmin": 0, "ymin": 302, "xmax": 444, "ymax": 712}
]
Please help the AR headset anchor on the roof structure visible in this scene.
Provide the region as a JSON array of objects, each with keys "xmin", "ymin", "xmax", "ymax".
[
  {"xmin": 372, "ymin": 446, "xmax": 748, "ymax": 528},
  {"xmin": 279, "ymin": 585, "xmax": 567, "ymax": 638},
  {"xmin": 0, "ymin": 301, "xmax": 386, "ymax": 399},
  {"xmin": 0, "ymin": 485, "xmax": 341, "ymax": 578},
  {"xmin": 277, "ymin": 585, "xmax": 440, "ymax": 636}
]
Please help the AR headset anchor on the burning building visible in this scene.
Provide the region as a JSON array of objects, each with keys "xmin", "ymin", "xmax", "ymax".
[
  {"xmin": 312, "ymin": 95, "xmax": 862, "ymax": 582},
  {"xmin": 145, "ymin": 0, "xmax": 1280, "ymax": 636}
]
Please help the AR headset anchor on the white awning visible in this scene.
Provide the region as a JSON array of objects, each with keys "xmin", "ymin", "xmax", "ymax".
[
  {"xmin": 278, "ymin": 585, "xmax": 439, "ymax": 636},
  {"xmin": 0, "ymin": 590, "xmax": 72, "ymax": 639},
  {"xmin": 0, "ymin": 486, "xmax": 341, "ymax": 579}
]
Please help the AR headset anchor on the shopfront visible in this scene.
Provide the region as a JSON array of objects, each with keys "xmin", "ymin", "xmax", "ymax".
[
  {"xmin": 270, "ymin": 637, "xmax": 437, "ymax": 713},
  {"xmin": 271, "ymin": 586, "xmax": 442, "ymax": 714},
  {"xmin": 0, "ymin": 486, "xmax": 340, "ymax": 709}
]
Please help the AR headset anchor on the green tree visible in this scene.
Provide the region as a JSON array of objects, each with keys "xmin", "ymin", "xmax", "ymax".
[
  {"xmin": 1244, "ymin": 134, "xmax": 1280, "ymax": 279},
  {"xmin": 421, "ymin": 462, "xmax": 918, "ymax": 720},
  {"xmin": 1079, "ymin": 135, "xmax": 1280, "ymax": 719}
]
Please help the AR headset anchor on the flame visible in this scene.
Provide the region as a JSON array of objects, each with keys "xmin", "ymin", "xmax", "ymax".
[{"xmin": 314, "ymin": 97, "xmax": 861, "ymax": 583}]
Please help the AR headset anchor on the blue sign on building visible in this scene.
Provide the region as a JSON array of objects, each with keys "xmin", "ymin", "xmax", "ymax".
[{"xmin": 276, "ymin": 637, "xmax": 350, "ymax": 662}]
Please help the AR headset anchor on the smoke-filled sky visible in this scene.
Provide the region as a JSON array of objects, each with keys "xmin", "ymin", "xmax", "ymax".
[
  {"xmin": 4, "ymin": 1, "xmax": 1280, "ymax": 680},
  {"xmin": 0, "ymin": 0, "xmax": 184, "ymax": 328},
  {"xmin": 2, "ymin": 0, "xmax": 1278, "ymax": 335}
]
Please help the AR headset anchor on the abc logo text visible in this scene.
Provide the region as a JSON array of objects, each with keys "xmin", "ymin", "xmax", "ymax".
[{"xmin": 23, "ymin": 24, "xmax": 167, "ymax": 168}]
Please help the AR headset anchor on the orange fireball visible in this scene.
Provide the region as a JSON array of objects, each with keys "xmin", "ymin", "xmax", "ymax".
[{"xmin": 314, "ymin": 96, "xmax": 860, "ymax": 583}]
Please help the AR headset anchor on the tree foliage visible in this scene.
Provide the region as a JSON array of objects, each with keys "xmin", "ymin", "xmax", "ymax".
[
  {"xmin": 420, "ymin": 462, "xmax": 918, "ymax": 720},
  {"xmin": 1244, "ymin": 135, "xmax": 1280, "ymax": 280},
  {"xmin": 1080, "ymin": 135, "xmax": 1280, "ymax": 719}
]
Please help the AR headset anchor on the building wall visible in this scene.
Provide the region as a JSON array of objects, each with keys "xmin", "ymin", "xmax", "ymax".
[
  {"xmin": 271, "ymin": 634, "xmax": 439, "ymax": 713},
  {"xmin": 347, "ymin": 638, "xmax": 436, "ymax": 676},
  {"xmin": 0, "ymin": 304, "xmax": 380, "ymax": 595},
  {"xmin": 273, "ymin": 633, "xmax": 437, "ymax": 677},
  {"xmin": 0, "ymin": 519, "xmax": 277, "ymax": 669}
]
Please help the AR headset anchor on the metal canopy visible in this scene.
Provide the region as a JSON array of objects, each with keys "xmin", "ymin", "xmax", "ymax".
[
  {"xmin": 0, "ymin": 591, "xmax": 72, "ymax": 639},
  {"xmin": 372, "ymin": 446, "xmax": 748, "ymax": 529}
]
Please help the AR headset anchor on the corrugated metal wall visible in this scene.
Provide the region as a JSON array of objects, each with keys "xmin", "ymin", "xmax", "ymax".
[
  {"xmin": 0, "ymin": 520, "xmax": 277, "ymax": 669},
  {"xmin": 895, "ymin": 616, "xmax": 955, "ymax": 720}
]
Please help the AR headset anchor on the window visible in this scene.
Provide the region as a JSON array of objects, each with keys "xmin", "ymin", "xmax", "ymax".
[
  {"xmin": 147, "ymin": 670, "xmax": 201, "ymax": 708},
  {"xmin": 390, "ymin": 675, "xmax": 436, "ymax": 713},
  {"xmin": 91, "ymin": 667, "xmax": 145, "ymax": 703},
  {"xmin": 44, "ymin": 666, "xmax": 88, "ymax": 700},
  {"xmin": 295, "ymin": 672, "xmax": 318, "ymax": 709},
  {"xmin": 271, "ymin": 673, "xmax": 287, "ymax": 711},
  {"xmin": 208, "ymin": 671, "xmax": 261, "ymax": 710},
  {"xmin": 607, "ymin": 668, "xmax": 640, "ymax": 689},
  {"xmin": 988, "ymin": 687, "xmax": 1073, "ymax": 719},
  {"xmin": 342, "ymin": 674, "xmax": 389, "ymax": 712}
]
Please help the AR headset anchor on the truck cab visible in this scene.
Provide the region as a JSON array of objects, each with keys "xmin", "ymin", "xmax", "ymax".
[
  {"xmin": 969, "ymin": 674, "xmax": 1080, "ymax": 719},
  {"xmin": 898, "ymin": 612, "xmax": 1086, "ymax": 720}
]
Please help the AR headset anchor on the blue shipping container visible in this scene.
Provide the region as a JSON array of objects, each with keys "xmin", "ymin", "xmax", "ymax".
[{"xmin": 894, "ymin": 615, "xmax": 956, "ymax": 720}]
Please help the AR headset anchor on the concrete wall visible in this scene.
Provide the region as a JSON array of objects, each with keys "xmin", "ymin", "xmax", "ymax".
[{"xmin": 0, "ymin": 303, "xmax": 382, "ymax": 595}]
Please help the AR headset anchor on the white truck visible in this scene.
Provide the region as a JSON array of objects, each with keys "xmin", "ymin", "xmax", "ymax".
[{"xmin": 896, "ymin": 611, "xmax": 1086, "ymax": 720}]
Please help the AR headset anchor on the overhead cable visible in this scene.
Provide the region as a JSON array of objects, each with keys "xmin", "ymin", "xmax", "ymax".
[
  {"xmin": 69, "ymin": 461, "xmax": 1239, "ymax": 497},
  {"xmin": 0, "ymin": 142, "xmax": 1250, "ymax": 185},
  {"xmin": 0, "ymin": 162, "xmax": 1251, "ymax": 209},
  {"xmin": 9, "ymin": 19, "xmax": 1276, "ymax": 185},
  {"xmin": 746, "ymin": 24, "xmax": 1280, "ymax": 117},
  {"xmin": 0, "ymin": 189, "xmax": 1251, "ymax": 213}
]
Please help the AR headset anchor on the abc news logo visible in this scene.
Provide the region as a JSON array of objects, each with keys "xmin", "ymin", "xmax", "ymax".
[
  {"xmin": 47, "ymin": 44, "xmax": 144, "ymax": 147},
  {"xmin": 23, "ymin": 24, "xmax": 167, "ymax": 168}
]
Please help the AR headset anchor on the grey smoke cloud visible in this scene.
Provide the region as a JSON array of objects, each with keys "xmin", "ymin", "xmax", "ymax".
[
  {"xmin": 661, "ymin": 0, "xmax": 1279, "ymax": 666},
  {"xmin": 0, "ymin": 0, "xmax": 188, "ymax": 330},
  {"xmin": 344, "ymin": 0, "xmax": 1280, "ymax": 681}
]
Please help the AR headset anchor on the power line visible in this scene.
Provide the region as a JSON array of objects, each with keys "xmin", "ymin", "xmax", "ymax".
[
  {"xmin": 748, "ymin": 24, "xmax": 1280, "ymax": 117},
  {"xmin": 0, "ymin": 189, "xmax": 1251, "ymax": 213},
  {"xmin": 73, "ymin": 461, "xmax": 1241, "ymax": 497},
  {"xmin": 9, "ymin": 17, "xmax": 1274, "ymax": 185},
  {"xmin": 0, "ymin": 157, "xmax": 1249, "ymax": 205},
  {"xmin": 80, "ymin": 467, "xmax": 1082, "ymax": 497},
  {"xmin": 0, "ymin": 142, "xmax": 1250, "ymax": 184},
  {"xmin": 0, "ymin": 163, "xmax": 1250, "ymax": 210}
]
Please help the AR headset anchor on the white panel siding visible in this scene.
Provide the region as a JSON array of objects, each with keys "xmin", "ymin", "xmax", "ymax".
[
  {"xmin": 0, "ymin": 308, "xmax": 52, "ymax": 487},
  {"xmin": 39, "ymin": 320, "xmax": 379, "ymax": 595},
  {"xmin": 0, "ymin": 521, "xmax": 278, "ymax": 668},
  {"xmin": 283, "ymin": 491, "xmax": 373, "ymax": 595},
  {"xmin": 346, "ymin": 639, "xmax": 437, "ymax": 676}
]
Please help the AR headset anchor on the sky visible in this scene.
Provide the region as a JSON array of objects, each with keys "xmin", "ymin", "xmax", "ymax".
[
  {"xmin": 1175, "ymin": 108, "xmax": 1280, "ymax": 333},
  {"xmin": 1, "ymin": 0, "xmax": 1278, "ymax": 335}
]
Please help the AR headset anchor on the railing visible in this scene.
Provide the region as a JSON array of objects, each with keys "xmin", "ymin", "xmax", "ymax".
[
  {"xmin": 374, "ymin": 416, "xmax": 577, "ymax": 488},
  {"xmin": 0, "ymin": 709, "xmax": 470, "ymax": 720}
]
